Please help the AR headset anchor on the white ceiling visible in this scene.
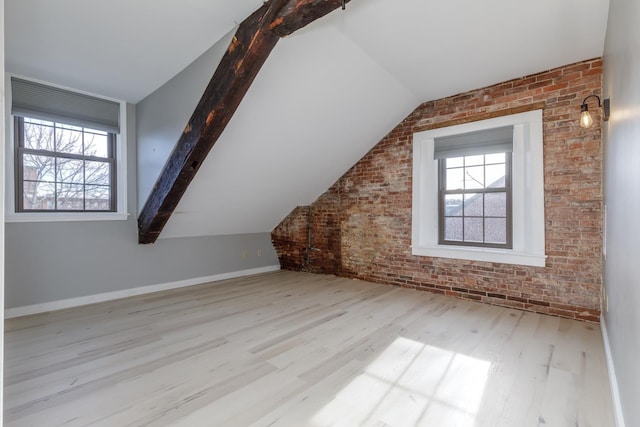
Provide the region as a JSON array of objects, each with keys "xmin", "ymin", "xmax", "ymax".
[
  {"xmin": 5, "ymin": 0, "xmax": 610, "ymax": 239},
  {"xmin": 5, "ymin": 0, "xmax": 264, "ymax": 102},
  {"xmin": 339, "ymin": 0, "xmax": 609, "ymax": 102},
  {"xmin": 161, "ymin": 23, "xmax": 418, "ymax": 237}
]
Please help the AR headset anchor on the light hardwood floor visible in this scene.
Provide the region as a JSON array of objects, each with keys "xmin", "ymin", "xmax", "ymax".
[{"xmin": 4, "ymin": 270, "xmax": 614, "ymax": 426}]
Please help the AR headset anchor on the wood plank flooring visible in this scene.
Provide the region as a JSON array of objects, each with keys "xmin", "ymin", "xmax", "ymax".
[{"xmin": 4, "ymin": 270, "xmax": 614, "ymax": 426}]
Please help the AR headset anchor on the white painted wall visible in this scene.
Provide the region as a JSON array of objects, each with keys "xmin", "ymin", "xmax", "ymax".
[
  {"xmin": 602, "ymin": 0, "xmax": 640, "ymax": 425},
  {"xmin": 0, "ymin": 0, "xmax": 5, "ymax": 418}
]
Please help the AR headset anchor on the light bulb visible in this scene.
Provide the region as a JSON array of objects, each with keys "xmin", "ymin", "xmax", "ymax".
[{"xmin": 580, "ymin": 110, "xmax": 593, "ymax": 128}]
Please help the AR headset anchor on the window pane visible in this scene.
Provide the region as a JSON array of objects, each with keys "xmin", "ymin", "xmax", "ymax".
[
  {"xmin": 84, "ymin": 132, "xmax": 109, "ymax": 158},
  {"xmin": 23, "ymin": 154, "xmax": 55, "ymax": 182},
  {"xmin": 444, "ymin": 217, "xmax": 463, "ymax": 241},
  {"xmin": 85, "ymin": 161, "xmax": 110, "ymax": 185},
  {"xmin": 57, "ymin": 158, "xmax": 85, "ymax": 183},
  {"xmin": 55, "ymin": 127, "xmax": 83, "ymax": 155},
  {"xmin": 85, "ymin": 185, "xmax": 111, "ymax": 211},
  {"xmin": 446, "ymin": 168, "xmax": 464, "ymax": 190},
  {"xmin": 464, "ymin": 217, "xmax": 483, "ymax": 242},
  {"xmin": 24, "ymin": 121, "xmax": 54, "ymax": 151},
  {"xmin": 485, "ymin": 192, "xmax": 507, "ymax": 217},
  {"xmin": 24, "ymin": 117, "xmax": 54, "ymax": 127},
  {"xmin": 446, "ymin": 157, "xmax": 464, "ymax": 168},
  {"xmin": 444, "ymin": 195, "xmax": 463, "ymax": 216},
  {"xmin": 465, "ymin": 155, "xmax": 484, "ymax": 166},
  {"xmin": 57, "ymin": 183, "xmax": 84, "ymax": 210},
  {"xmin": 464, "ymin": 166, "xmax": 484, "ymax": 189},
  {"xmin": 486, "ymin": 164, "xmax": 506, "ymax": 188},
  {"xmin": 58, "ymin": 123, "xmax": 83, "ymax": 132},
  {"xmin": 485, "ymin": 153, "xmax": 505, "ymax": 164},
  {"xmin": 485, "ymin": 218, "xmax": 507, "ymax": 244},
  {"xmin": 463, "ymin": 193, "xmax": 483, "ymax": 216},
  {"xmin": 56, "ymin": 184, "xmax": 84, "ymax": 210},
  {"xmin": 16, "ymin": 117, "xmax": 117, "ymax": 213},
  {"xmin": 23, "ymin": 181, "xmax": 55, "ymax": 210}
]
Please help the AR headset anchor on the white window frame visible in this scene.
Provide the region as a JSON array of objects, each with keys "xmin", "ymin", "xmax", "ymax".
[
  {"xmin": 412, "ymin": 109, "xmax": 546, "ymax": 267},
  {"xmin": 4, "ymin": 74, "xmax": 128, "ymax": 222}
]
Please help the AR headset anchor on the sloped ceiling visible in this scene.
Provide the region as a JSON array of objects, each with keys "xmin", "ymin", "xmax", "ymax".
[
  {"xmin": 5, "ymin": 0, "xmax": 610, "ymax": 239},
  {"xmin": 5, "ymin": 0, "xmax": 265, "ymax": 102}
]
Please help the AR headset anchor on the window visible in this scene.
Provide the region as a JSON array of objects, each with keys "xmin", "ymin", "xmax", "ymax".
[
  {"xmin": 439, "ymin": 153, "xmax": 512, "ymax": 248},
  {"xmin": 6, "ymin": 76, "xmax": 128, "ymax": 221},
  {"xmin": 412, "ymin": 109, "xmax": 546, "ymax": 267},
  {"xmin": 15, "ymin": 117, "xmax": 116, "ymax": 212}
]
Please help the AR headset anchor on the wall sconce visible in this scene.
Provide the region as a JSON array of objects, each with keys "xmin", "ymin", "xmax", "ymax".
[{"xmin": 580, "ymin": 94, "xmax": 610, "ymax": 128}]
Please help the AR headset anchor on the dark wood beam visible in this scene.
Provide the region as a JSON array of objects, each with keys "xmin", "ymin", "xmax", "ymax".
[
  {"xmin": 138, "ymin": 0, "xmax": 351, "ymax": 244},
  {"xmin": 270, "ymin": 0, "xmax": 353, "ymax": 37},
  {"xmin": 138, "ymin": 1, "xmax": 287, "ymax": 244}
]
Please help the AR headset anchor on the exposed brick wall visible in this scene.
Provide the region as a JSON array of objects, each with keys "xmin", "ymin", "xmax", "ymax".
[
  {"xmin": 272, "ymin": 58, "xmax": 603, "ymax": 322},
  {"xmin": 271, "ymin": 206, "xmax": 309, "ymax": 270}
]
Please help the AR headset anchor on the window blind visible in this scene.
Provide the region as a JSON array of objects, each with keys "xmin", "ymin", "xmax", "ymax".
[
  {"xmin": 434, "ymin": 125, "xmax": 513, "ymax": 159},
  {"xmin": 11, "ymin": 77, "xmax": 120, "ymax": 134}
]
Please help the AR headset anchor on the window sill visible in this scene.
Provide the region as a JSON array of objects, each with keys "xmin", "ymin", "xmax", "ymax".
[
  {"xmin": 5, "ymin": 212, "xmax": 130, "ymax": 223},
  {"xmin": 412, "ymin": 245, "xmax": 546, "ymax": 267}
]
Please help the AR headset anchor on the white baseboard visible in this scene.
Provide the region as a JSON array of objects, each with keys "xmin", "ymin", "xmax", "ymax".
[
  {"xmin": 5, "ymin": 265, "xmax": 281, "ymax": 319},
  {"xmin": 600, "ymin": 315, "xmax": 627, "ymax": 427}
]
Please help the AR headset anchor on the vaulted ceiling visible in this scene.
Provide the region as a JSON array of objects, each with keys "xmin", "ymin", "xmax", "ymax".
[{"xmin": 5, "ymin": 0, "xmax": 610, "ymax": 239}]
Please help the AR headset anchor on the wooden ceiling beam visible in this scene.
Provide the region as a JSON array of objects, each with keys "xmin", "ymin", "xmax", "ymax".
[
  {"xmin": 138, "ymin": 0, "xmax": 351, "ymax": 244},
  {"xmin": 270, "ymin": 0, "xmax": 352, "ymax": 37},
  {"xmin": 138, "ymin": 0, "xmax": 285, "ymax": 243}
]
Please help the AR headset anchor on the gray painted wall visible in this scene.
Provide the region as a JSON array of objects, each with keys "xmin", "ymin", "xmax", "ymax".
[
  {"xmin": 602, "ymin": 0, "xmax": 640, "ymax": 425},
  {"xmin": 5, "ymin": 102, "xmax": 279, "ymax": 309},
  {"xmin": 137, "ymin": 29, "xmax": 234, "ymax": 213}
]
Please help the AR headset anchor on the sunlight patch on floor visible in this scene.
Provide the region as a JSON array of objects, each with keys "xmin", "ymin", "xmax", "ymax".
[{"xmin": 311, "ymin": 337, "xmax": 490, "ymax": 427}]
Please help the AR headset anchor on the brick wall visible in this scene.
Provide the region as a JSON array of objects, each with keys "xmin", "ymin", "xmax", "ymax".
[{"xmin": 272, "ymin": 58, "xmax": 603, "ymax": 322}]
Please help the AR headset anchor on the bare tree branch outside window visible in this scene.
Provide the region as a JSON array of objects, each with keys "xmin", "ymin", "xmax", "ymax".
[{"xmin": 17, "ymin": 117, "xmax": 116, "ymax": 212}]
